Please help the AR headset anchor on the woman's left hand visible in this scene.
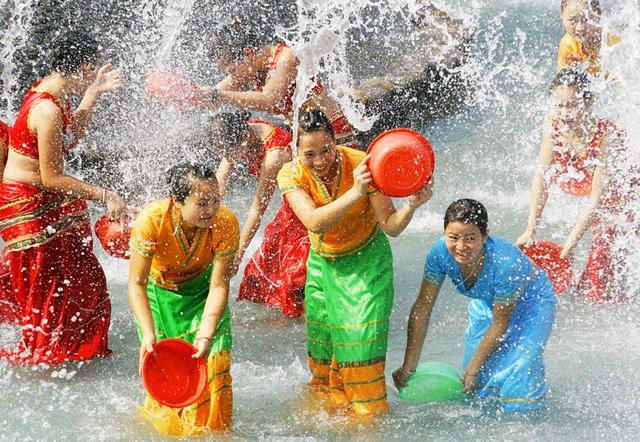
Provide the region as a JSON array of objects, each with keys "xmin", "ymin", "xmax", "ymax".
[
  {"xmin": 462, "ymin": 370, "xmax": 477, "ymax": 393},
  {"xmin": 90, "ymin": 64, "xmax": 124, "ymax": 95},
  {"xmin": 407, "ymin": 179, "xmax": 434, "ymax": 209},
  {"xmin": 192, "ymin": 337, "xmax": 212, "ymax": 359}
]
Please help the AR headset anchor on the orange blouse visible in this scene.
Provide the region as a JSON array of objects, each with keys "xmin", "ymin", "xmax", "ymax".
[
  {"xmin": 277, "ymin": 145, "xmax": 379, "ymax": 258},
  {"xmin": 557, "ymin": 33, "xmax": 621, "ymax": 74}
]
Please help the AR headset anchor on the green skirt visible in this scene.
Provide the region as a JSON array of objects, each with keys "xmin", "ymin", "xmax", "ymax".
[
  {"xmin": 137, "ymin": 265, "xmax": 232, "ymax": 355},
  {"xmin": 305, "ymin": 231, "xmax": 394, "ymax": 367}
]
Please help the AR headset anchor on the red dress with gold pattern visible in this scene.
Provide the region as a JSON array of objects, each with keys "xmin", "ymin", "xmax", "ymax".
[
  {"xmin": 550, "ymin": 119, "xmax": 636, "ymax": 302},
  {"xmin": 0, "ymin": 84, "xmax": 111, "ymax": 364},
  {"xmin": 237, "ymin": 121, "xmax": 310, "ymax": 317}
]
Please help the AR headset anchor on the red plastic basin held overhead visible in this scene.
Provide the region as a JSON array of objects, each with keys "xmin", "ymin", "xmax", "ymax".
[
  {"xmin": 141, "ymin": 338, "xmax": 208, "ymax": 409},
  {"xmin": 521, "ymin": 241, "xmax": 574, "ymax": 295},
  {"xmin": 366, "ymin": 128, "xmax": 435, "ymax": 197}
]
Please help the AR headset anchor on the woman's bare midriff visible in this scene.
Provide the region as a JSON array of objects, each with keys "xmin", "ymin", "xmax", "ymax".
[{"xmin": 3, "ymin": 150, "xmax": 43, "ymax": 186}]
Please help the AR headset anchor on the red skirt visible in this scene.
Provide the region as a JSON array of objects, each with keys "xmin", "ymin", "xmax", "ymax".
[
  {"xmin": 0, "ymin": 181, "xmax": 111, "ymax": 365},
  {"xmin": 237, "ymin": 197, "xmax": 310, "ymax": 317}
]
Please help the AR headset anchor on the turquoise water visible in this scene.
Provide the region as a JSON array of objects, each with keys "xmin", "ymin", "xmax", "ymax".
[{"xmin": 2, "ymin": 0, "xmax": 640, "ymax": 440}]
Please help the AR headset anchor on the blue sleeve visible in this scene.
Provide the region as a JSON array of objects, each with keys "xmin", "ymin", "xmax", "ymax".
[
  {"xmin": 423, "ymin": 239, "xmax": 448, "ymax": 286},
  {"xmin": 493, "ymin": 249, "xmax": 535, "ymax": 305}
]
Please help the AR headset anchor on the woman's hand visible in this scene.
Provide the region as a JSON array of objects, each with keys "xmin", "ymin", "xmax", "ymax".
[
  {"xmin": 351, "ymin": 155, "xmax": 373, "ymax": 196},
  {"xmin": 515, "ymin": 229, "xmax": 535, "ymax": 248},
  {"xmin": 105, "ymin": 192, "xmax": 128, "ymax": 229},
  {"xmin": 138, "ymin": 332, "xmax": 156, "ymax": 376},
  {"xmin": 407, "ymin": 179, "xmax": 434, "ymax": 209},
  {"xmin": 462, "ymin": 370, "xmax": 478, "ymax": 393},
  {"xmin": 192, "ymin": 337, "xmax": 212, "ymax": 359},
  {"xmin": 392, "ymin": 366, "xmax": 414, "ymax": 390},
  {"xmin": 89, "ymin": 64, "xmax": 123, "ymax": 95}
]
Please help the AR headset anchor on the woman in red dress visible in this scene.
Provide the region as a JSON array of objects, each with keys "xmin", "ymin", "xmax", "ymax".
[
  {"xmin": 517, "ymin": 68, "xmax": 638, "ymax": 302},
  {"xmin": 207, "ymin": 111, "xmax": 309, "ymax": 317},
  {"xmin": 0, "ymin": 120, "xmax": 9, "ymax": 178},
  {"xmin": 0, "ymin": 31, "xmax": 127, "ymax": 364}
]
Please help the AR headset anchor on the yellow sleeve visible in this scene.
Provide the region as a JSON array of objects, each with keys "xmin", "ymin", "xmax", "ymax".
[
  {"xmin": 213, "ymin": 209, "xmax": 240, "ymax": 258},
  {"xmin": 277, "ymin": 161, "xmax": 303, "ymax": 195},
  {"xmin": 557, "ymin": 34, "xmax": 581, "ymax": 69},
  {"xmin": 129, "ymin": 205, "xmax": 159, "ymax": 258}
]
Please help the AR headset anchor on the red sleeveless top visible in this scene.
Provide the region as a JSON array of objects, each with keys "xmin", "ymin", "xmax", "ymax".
[
  {"xmin": 246, "ymin": 120, "xmax": 292, "ymax": 177},
  {"xmin": 550, "ymin": 119, "xmax": 609, "ymax": 197},
  {"xmin": 9, "ymin": 83, "xmax": 75, "ymax": 159},
  {"xmin": 254, "ymin": 43, "xmax": 324, "ymax": 116}
]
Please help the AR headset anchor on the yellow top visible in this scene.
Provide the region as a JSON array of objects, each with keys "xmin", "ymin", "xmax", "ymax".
[
  {"xmin": 557, "ymin": 33, "xmax": 621, "ymax": 74},
  {"xmin": 277, "ymin": 145, "xmax": 379, "ymax": 258},
  {"xmin": 130, "ymin": 199, "xmax": 239, "ymax": 290}
]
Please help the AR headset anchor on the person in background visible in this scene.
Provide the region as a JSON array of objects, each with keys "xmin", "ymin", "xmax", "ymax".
[
  {"xmin": 0, "ymin": 31, "xmax": 126, "ymax": 365},
  {"xmin": 128, "ymin": 162, "xmax": 238, "ymax": 436},
  {"xmin": 208, "ymin": 111, "xmax": 309, "ymax": 317}
]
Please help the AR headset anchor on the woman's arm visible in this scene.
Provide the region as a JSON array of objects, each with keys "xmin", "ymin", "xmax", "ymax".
[
  {"xmin": 370, "ymin": 180, "xmax": 434, "ymax": 237},
  {"xmin": 392, "ymin": 280, "xmax": 441, "ymax": 389},
  {"xmin": 193, "ymin": 256, "xmax": 234, "ymax": 358},
  {"xmin": 233, "ymin": 149, "xmax": 290, "ymax": 272},
  {"xmin": 34, "ymin": 101, "xmax": 127, "ymax": 219},
  {"xmin": 216, "ymin": 158, "xmax": 236, "ymax": 200},
  {"xmin": 516, "ymin": 118, "xmax": 555, "ymax": 247},
  {"xmin": 462, "ymin": 302, "xmax": 515, "ymax": 392},
  {"xmin": 127, "ymin": 251, "xmax": 155, "ymax": 374},
  {"xmin": 216, "ymin": 49, "xmax": 298, "ymax": 113},
  {"xmin": 73, "ymin": 64, "xmax": 123, "ymax": 141},
  {"xmin": 285, "ymin": 159, "xmax": 371, "ymax": 234}
]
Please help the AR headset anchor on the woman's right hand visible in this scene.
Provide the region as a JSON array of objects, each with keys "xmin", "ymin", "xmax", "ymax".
[
  {"xmin": 515, "ymin": 229, "xmax": 534, "ymax": 248},
  {"xmin": 351, "ymin": 155, "xmax": 373, "ymax": 196},
  {"xmin": 392, "ymin": 366, "xmax": 414, "ymax": 390},
  {"xmin": 138, "ymin": 332, "xmax": 156, "ymax": 376},
  {"xmin": 106, "ymin": 192, "xmax": 128, "ymax": 229}
]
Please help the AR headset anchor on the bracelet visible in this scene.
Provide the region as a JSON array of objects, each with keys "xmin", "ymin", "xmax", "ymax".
[
  {"xmin": 408, "ymin": 201, "xmax": 420, "ymax": 210},
  {"xmin": 400, "ymin": 367, "xmax": 415, "ymax": 375},
  {"xmin": 100, "ymin": 188, "xmax": 107, "ymax": 205},
  {"xmin": 194, "ymin": 336, "xmax": 212, "ymax": 342}
]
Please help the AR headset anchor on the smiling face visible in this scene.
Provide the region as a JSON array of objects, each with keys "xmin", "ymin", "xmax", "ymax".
[
  {"xmin": 175, "ymin": 178, "xmax": 220, "ymax": 229},
  {"xmin": 551, "ymin": 84, "xmax": 591, "ymax": 127},
  {"xmin": 562, "ymin": 0, "xmax": 599, "ymax": 42},
  {"xmin": 298, "ymin": 129, "xmax": 338, "ymax": 180},
  {"xmin": 444, "ymin": 221, "xmax": 487, "ymax": 266}
]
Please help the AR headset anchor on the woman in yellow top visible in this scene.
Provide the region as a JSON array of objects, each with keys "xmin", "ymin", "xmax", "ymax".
[
  {"xmin": 277, "ymin": 110, "xmax": 433, "ymax": 416},
  {"xmin": 558, "ymin": 0, "xmax": 620, "ymax": 74},
  {"xmin": 128, "ymin": 162, "xmax": 239, "ymax": 436}
]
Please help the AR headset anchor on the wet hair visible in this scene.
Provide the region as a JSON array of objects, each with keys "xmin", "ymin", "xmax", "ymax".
[
  {"xmin": 51, "ymin": 31, "xmax": 101, "ymax": 75},
  {"xmin": 298, "ymin": 109, "xmax": 335, "ymax": 140},
  {"xmin": 560, "ymin": 0, "xmax": 602, "ymax": 16},
  {"xmin": 209, "ymin": 15, "xmax": 275, "ymax": 62},
  {"xmin": 166, "ymin": 162, "xmax": 217, "ymax": 203},
  {"xmin": 444, "ymin": 199, "xmax": 488, "ymax": 235},
  {"xmin": 549, "ymin": 68, "xmax": 593, "ymax": 101},
  {"xmin": 207, "ymin": 110, "xmax": 252, "ymax": 148}
]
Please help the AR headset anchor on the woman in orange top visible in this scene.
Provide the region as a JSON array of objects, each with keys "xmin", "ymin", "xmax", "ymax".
[
  {"xmin": 207, "ymin": 111, "xmax": 309, "ymax": 317},
  {"xmin": 129, "ymin": 162, "xmax": 239, "ymax": 436},
  {"xmin": 558, "ymin": 0, "xmax": 620, "ymax": 74},
  {"xmin": 277, "ymin": 109, "xmax": 433, "ymax": 416},
  {"xmin": 0, "ymin": 31, "xmax": 127, "ymax": 365},
  {"xmin": 516, "ymin": 69, "xmax": 638, "ymax": 302},
  {"xmin": 206, "ymin": 18, "xmax": 359, "ymax": 148}
]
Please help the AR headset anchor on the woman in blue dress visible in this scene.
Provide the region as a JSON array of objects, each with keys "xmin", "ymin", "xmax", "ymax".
[{"xmin": 393, "ymin": 199, "xmax": 556, "ymax": 412}]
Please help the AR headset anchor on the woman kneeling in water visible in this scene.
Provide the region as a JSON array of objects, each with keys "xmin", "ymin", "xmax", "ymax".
[{"xmin": 394, "ymin": 199, "xmax": 556, "ymax": 413}]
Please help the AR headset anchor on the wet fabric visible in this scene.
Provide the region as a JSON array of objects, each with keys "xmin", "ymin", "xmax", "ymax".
[
  {"xmin": 238, "ymin": 196, "xmax": 309, "ymax": 317},
  {"xmin": 138, "ymin": 266, "xmax": 233, "ymax": 435},
  {"xmin": 329, "ymin": 113, "xmax": 360, "ymax": 150},
  {"xmin": 305, "ymin": 231, "xmax": 393, "ymax": 415},
  {"xmin": 9, "ymin": 82, "xmax": 76, "ymax": 159},
  {"xmin": 0, "ymin": 181, "xmax": 111, "ymax": 365},
  {"xmin": 245, "ymin": 120, "xmax": 291, "ymax": 177},
  {"xmin": 278, "ymin": 145, "xmax": 379, "ymax": 258},
  {"xmin": 423, "ymin": 236, "xmax": 556, "ymax": 411},
  {"xmin": 557, "ymin": 33, "xmax": 621, "ymax": 75},
  {"xmin": 129, "ymin": 199, "xmax": 239, "ymax": 290},
  {"xmin": 0, "ymin": 120, "xmax": 9, "ymax": 147}
]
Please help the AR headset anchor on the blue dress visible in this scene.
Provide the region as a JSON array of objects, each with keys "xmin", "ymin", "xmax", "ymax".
[{"xmin": 423, "ymin": 236, "xmax": 557, "ymax": 412}]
